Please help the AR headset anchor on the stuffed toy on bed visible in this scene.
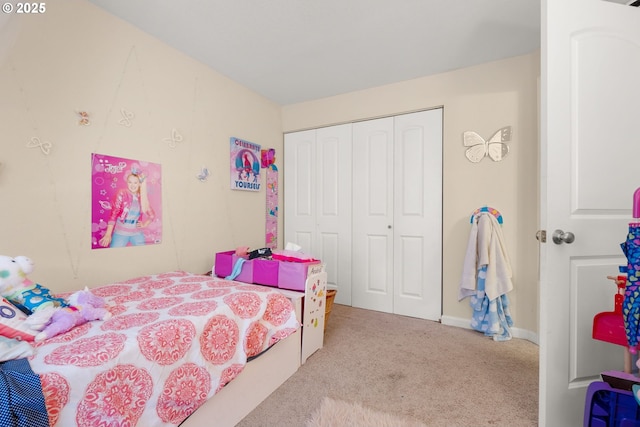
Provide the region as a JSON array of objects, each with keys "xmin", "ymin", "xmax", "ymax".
[
  {"xmin": 0, "ymin": 255, "xmax": 111, "ymax": 342},
  {"xmin": 0, "ymin": 255, "xmax": 67, "ymax": 314},
  {"xmin": 0, "ymin": 255, "xmax": 68, "ymax": 341},
  {"xmin": 35, "ymin": 287, "xmax": 112, "ymax": 342}
]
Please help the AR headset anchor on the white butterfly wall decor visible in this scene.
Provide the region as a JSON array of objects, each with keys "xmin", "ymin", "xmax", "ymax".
[
  {"xmin": 196, "ymin": 167, "xmax": 209, "ymax": 182},
  {"xmin": 463, "ymin": 126, "xmax": 512, "ymax": 163}
]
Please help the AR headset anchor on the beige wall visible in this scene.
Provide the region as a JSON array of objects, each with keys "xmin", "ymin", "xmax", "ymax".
[
  {"xmin": 0, "ymin": 0, "xmax": 540, "ymax": 336},
  {"xmin": 0, "ymin": 0, "xmax": 283, "ymax": 292},
  {"xmin": 282, "ymin": 53, "xmax": 540, "ymax": 335}
]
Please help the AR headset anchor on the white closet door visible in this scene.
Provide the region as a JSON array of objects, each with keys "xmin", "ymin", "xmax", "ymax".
[
  {"xmin": 393, "ymin": 109, "xmax": 442, "ymax": 320},
  {"xmin": 284, "ymin": 125, "xmax": 352, "ymax": 305},
  {"xmin": 314, "ymin": 125, "xmax": 352, "ymax": 305},
  {"xmin": 352, "ymin": 117, "xmax": 395, "ymax": 313},
  {"xmin": 352, "ymin": 109, "xmax": 442, "ymax": 320},
  {"xmin": 286, "ymin": 109, "xmax": 442, "ymax": 320},
  {"xmin": 284, "ymin": 130, "xmax": 316, "ymax": 253}
]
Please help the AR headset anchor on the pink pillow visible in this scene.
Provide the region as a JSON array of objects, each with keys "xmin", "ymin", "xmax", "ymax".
[{"xmin": 0, "ymin": 297, "xmax": 36, "ymax": 342}]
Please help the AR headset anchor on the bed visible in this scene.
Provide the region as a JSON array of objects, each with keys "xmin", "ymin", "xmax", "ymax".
[{"xmin": 21, "ymin": 269, "xmax": 326, "ymax": 427}]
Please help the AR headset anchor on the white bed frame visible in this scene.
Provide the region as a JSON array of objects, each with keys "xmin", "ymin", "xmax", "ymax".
[{"xmin": 181, "ymin": 267, "xmax": 327, "ymax": 427}]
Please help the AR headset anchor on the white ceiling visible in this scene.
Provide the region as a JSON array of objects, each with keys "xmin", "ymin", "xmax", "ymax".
[{"xmin": 87, "ymin": 0, "xmax": 542, "ymax": 105}]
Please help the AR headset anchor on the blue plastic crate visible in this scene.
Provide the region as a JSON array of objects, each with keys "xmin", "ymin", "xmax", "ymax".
[{"xmin": 585, "ymin": 381, "xmax": 640, "ymax": 427}]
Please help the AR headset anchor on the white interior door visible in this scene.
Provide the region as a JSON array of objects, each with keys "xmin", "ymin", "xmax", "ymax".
[{"xmin": 540, "ymin": 1, "xmax": 640, "ymax": 426}]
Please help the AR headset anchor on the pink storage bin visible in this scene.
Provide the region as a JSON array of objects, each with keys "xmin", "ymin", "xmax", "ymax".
[
  {"xmin": 214, "ymin": 251, "xmax": 254, "ymax": 283},
  {"xmin": 253, "ymin": 258, "xmax": 279, "ymax": 287},
  {"xmin": 278, "ymin": 260, "xmax": 321, "ymax": 291},
  {"xmin": 214, "ymin": 251, "xmax": 234, "ymax": 277}
]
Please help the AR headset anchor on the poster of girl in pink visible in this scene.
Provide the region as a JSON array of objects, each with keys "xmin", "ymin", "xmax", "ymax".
[{"xmin": 91, "ymin": 153, "xmax": 162, "ymax": 249}]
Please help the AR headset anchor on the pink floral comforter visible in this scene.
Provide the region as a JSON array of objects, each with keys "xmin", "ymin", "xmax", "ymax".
[{"xmin": 29, "ymin": 271, "xmax": 300, "ymax": 427}]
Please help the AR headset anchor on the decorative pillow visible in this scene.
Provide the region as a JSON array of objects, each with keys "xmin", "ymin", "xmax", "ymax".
[
  {"xmin": 0, "ymin": 335, "xmax": 34, "ymax": 361},
  {"xmin": 0, "ymin": 297, "xmax": 37, "ymax": 342}
]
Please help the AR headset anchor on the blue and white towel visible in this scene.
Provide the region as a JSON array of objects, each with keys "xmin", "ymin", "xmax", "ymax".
[{"xmin": 469, "ymin": 265, "xmax": 513, "ymax": 341}]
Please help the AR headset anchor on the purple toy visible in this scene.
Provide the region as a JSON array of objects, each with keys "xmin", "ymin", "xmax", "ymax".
[{"xmin": 34, "ymin": 287, "xmax": 112, "ymax": 342}]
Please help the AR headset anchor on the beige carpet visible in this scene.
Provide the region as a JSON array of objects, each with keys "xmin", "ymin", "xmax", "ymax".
[
  {"xmin": 237, "ymin": 304, "xmax": 538, "ymax": 427},
  {"xmin": 305, "ymin": 397, "xmax": 428, "ymax": 427}
]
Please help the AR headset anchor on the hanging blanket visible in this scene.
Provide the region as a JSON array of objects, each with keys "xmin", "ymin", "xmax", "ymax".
[
  {"xmin": 459, "ymin": 213, "xmax": 513, "ymax": 301},
  {"xmin": 459, "ymin": 212, "xmax": 514, "ymax": 341},
  {"xmin": 469, "ymin": 265, "xmax": 513, "ymax": 341},
  {"xmin": 0, "ymin": 358, "xmax": 49, "ymax": 427}
]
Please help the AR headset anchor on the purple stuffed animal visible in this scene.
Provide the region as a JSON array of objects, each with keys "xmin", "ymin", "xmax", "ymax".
[{"xmin": 35, "ymin": 287, "xmax": 112, "ymax": 342}]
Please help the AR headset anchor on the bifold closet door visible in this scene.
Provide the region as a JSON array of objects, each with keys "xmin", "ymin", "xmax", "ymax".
[
  {"xmin": 283, "ymin": 129, "xmax": 315, "ymax": 253},
  {"xmin": 284, "ymin": 109, "xmax": 442, "ymax": 320},
  {"xmin": 352, "ymin": 109, "xmax": 442, "ymax": 320},
  {"xmin": 392, "ymin": 109, "xmax": 442, "ymax": 320},
  {"xmin": 283, "ymin": 124, "xmax": 352, "ymax": 305},
  {"xmin": 351, "ymin": 117, "xmax": 395, "ymax": 314}
]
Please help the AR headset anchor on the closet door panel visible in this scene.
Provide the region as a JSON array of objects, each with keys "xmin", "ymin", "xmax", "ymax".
[
  {"xmin": 400, "ymin": 127, "xmax": 424, "ymax": 215},
  {"xmin": 366, "ymin": 131, "xmax": 391, "ymax": 215},
  {"xmin": 316, "ymin": 125, "xmax": 352, "ymax": 305},
  {"xmin": 398, "ymin": 235, "xmax": 424, "ymax": 297},
  {"xmin": 317, "ymin": 134, "xmax": 339, "ymax": 216},
  {"xmin": 393, "ymin": 109, "xmax": 442, "ymax": 320},
  {"xmin": 284, "ymin": 125, "xmax": 352, "ymax": 306},
  {"xmin": 365, "ymin": 235, "xmax": 390, "ymax": 293},
  {"xmin": 319, "ymin": 231, "xmax": 339, "ymax": 297},
  {"xmin": 284, "ymin": 130, "xmax": 316, "ymax": 253},
  {"xmin": 352, "ymin": 117, "xmax": 394, "ymax": 313}
]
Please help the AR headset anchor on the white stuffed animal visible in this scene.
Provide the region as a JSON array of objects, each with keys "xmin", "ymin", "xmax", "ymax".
[{"xmin": 0, "ymin": 255, "xmax": 67, "ymax": 314}]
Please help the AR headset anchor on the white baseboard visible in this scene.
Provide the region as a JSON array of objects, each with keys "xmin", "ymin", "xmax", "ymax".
[{"xmin": 440, "ymin": 315, "xmax": 539, "ymax": 345}]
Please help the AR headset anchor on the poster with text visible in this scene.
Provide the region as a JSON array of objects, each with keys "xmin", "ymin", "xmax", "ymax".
[
  {"xmin": 91, "ymin": 153, "xmax": 162, "ymax": 249},
  {"xmin": 230, "ymin": 137, "xmax": 261, "ymax": 191}
]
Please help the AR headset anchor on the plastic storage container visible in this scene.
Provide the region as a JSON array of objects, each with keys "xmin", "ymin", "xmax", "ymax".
[{"xmin": 584, "ymin": 381, "xmax": 640, "ymax": 427}]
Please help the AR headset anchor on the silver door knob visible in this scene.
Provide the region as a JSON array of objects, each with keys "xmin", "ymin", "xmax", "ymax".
[{"xmin": 552, "ymin": 229, "xmax": 575, "ymax": 244}]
